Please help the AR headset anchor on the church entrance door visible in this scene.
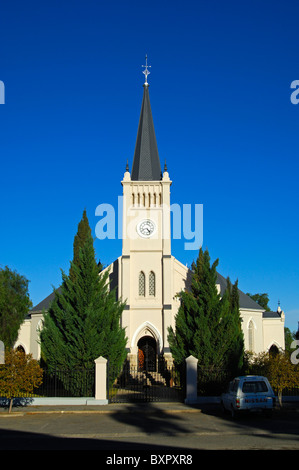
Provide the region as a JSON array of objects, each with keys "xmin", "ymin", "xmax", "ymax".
[{"xmin": 138, "ymin": 336, "xmax": 157, "ymax": 372}]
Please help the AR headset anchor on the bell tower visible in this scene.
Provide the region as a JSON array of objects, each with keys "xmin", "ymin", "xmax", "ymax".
[{"xmin": 120, "ymin": 58, "xmax": 173, "ymax": 367}]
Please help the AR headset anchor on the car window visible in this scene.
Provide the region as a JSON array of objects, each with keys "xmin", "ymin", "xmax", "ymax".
[
  {"xmin": 242, "ymin": 381, "xmax": 268, "ymax": 393},
  {"xmin": 232, "ymin": 379, "xmax": 239, "ymax": 392}
]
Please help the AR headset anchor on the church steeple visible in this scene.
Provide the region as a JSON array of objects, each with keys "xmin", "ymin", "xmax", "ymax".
[{"xmin": 131, "ymin": 57, "xmax": 162, "ymax": 181}]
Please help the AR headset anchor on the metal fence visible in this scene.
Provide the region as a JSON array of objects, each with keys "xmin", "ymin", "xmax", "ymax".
[
  {"xmin": 197, "ymin": 366, "xmax": 233, "ymax": 396},
  {"xmin": 108, "ymin": 358, "xmax": 185, "ymax": 403},
  {"xmin": 26, "ymin": 368, "xmax": 95, "ymax": 398}
]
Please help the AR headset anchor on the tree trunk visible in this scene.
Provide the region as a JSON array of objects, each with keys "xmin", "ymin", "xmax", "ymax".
[
  {"xmin": 8, "ymin": 398, "xmax": 13, "ymax": 413},
  {"xmin": 278, "ymin": 390, "xmax": 283, "ymax": 408}
]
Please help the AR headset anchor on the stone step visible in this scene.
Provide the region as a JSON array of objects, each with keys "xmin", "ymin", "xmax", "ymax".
[{"xmin": 129, "ymin": 370, "xmax": 168, "ymax": 386}]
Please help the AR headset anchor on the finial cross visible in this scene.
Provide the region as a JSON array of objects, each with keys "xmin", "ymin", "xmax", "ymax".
[{"xmin": 142, "ymin": 55, "xmax": 151, "ymax": 85}]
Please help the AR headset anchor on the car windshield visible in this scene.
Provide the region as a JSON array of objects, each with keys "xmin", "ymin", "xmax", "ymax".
[{"xmin": 242, "ymin": 381, "xmax": 268, "ymax": 393}]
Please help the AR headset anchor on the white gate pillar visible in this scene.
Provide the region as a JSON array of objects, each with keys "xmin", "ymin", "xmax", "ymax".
[
  {"xmin": 94, "ymin": 356, "xmax": 108, "ymax": 403},
  {"xmin": 185, "ymin": 355, "xmax": 198, "ymax": 404}
]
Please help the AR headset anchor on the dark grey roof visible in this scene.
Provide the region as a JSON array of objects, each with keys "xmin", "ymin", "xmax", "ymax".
[
  {"xmin": 31, "ymin": 271, "xmax": 266, "ymax": 314},
  {"xmin": 262, "ymin": 310, "xmax": 281, "ymax": 318},
  {"xmin": 131, "ymin": 84, "xmax": 161, "ymax": 181},
  {"xmin": 216, "ymin": 272, "xmax": 264, "ymax": 311},
  {"xmin": 31, "ymin": 288, "xmax": 61, "ymax": 313}
]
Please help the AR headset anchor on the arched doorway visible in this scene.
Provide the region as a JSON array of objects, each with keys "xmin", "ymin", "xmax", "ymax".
[{"xmin": 138, "ymin": 336, "xmax": 157, "ymax": 371}]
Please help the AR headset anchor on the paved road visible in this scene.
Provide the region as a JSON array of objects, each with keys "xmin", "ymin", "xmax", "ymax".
[{"xmin": 0, "ymin": 403, "xmax": 298, "ymax": 452}]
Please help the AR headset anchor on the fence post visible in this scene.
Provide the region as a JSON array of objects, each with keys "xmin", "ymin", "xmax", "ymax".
[
  {"xmin": 185, "ymin": 355, "xmax": 198, "ymax": 404},
  {"xmin": 94, "ymin": 356, "xmax": 108, "ymax": 402}
]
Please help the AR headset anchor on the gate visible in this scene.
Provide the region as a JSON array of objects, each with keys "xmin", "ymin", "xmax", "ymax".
[{"xmin": 108, "ymin": 357, "xmax": 185, "ymax": 403}]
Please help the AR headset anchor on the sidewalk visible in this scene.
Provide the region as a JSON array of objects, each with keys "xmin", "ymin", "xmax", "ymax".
[
  {"xmin": 0, "ymin": 401, "xmax": 204, "ymax": 416},
  {"xmin": 1, "ymin": 398, "xmax": 297, "ymax": 416}
]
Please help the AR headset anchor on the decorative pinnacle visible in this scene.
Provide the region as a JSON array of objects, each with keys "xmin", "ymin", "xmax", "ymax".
[{"xmin": 142, "ymin": 54, "xmax": 151, "ymax": 85}]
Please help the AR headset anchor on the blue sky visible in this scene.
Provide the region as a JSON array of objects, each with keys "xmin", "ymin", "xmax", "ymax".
[{"xmin": 0, "ymin": 0, "xmax": 298, "ymax": 332}]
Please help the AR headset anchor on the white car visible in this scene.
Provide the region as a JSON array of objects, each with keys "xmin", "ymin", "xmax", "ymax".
[{"xmin": 221, "ymin": 375, "xmax": 275, "ymax": 418}]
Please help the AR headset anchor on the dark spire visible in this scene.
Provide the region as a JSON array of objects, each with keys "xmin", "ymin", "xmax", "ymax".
[{"xmin": 131, "ymin": 58, "xmax": 161, "ymax": 181}]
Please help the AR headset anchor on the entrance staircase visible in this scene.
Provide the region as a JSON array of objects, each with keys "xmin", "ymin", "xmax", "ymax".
[{"xmin": 130, "ymin": 370, "xmax": 168, "ymax": 386}]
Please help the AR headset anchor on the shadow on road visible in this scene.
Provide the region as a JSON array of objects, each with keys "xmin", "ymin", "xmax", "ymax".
[
  {"xmin": 0, "ymin": 427, "xmax": 196, "ymax": 451},
  {"xmin": 109, "ymin": 402, "xmax": 190, "ymax": 436},
  {"xmin": 192, "ymin": 402, "xmax": 299, "ymax": 438}
]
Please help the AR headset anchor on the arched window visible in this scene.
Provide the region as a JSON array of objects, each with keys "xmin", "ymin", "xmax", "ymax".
[
  {"xmin": 139, "ymin": 271, "xmax": 145, "ymax": 296},
  {"xmin": 16, "ymin": 345, "xmax": 25, "ymax": 354},
  {"xmin": 269, "ymin": 344, "xmax": 279, "ymax": 356},
  {"xmin": 248, "ymin": 320, "xmax": 254, "ymax": 352},
  {"xmin": 149, "ymin": 271, "xmax": 155, "ymax": 296}
]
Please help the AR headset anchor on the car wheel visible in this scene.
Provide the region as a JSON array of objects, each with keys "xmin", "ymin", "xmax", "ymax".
[
  {"xmin": 220, "ymin": 401, "xmax": 226, "ymax": 414},
  {"xmin": 231, "ymin": 406, "xmax": 238, "ymax": 419}
]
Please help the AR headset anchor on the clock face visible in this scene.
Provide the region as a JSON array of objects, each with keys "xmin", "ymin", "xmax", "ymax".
[{"xmin": 137, "ymin": 219, "xmax": 156, "ymax": 238}]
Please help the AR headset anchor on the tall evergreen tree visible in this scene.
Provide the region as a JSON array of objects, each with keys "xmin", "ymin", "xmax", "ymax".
[
  {"xmin": 219, "ymin": 277, "xmax": 244, "ymax": 374},
  {"xmin": 0, "ymin": 267, "xmax": 32, "ymax": 348},
  {"xmin": 168, "ymin": 248, "xmax": 220, "ymax": 367},
  {"xmin": 69, "ymin": 209, "xmax": 102, "ymax": 281},
  {"xmin": 40, "ymin": 211, "xmax": 127, "ymax": 394},
  {"xmin": 168, "ymin": 248, "xmax": 244, "ymax": 375}
]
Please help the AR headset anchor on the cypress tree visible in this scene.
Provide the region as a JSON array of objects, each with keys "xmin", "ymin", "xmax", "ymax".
[
  {"xmin": 168, "ymin": 248, "xmax": 221, "ymax": 368},
  {"xmin": 69, "ymin": 208, "xmax": 101, "ymax": 281},
  {"xmin": 221, "ymin": 277, "xmax": 244, "ymax": 374},
  {"xmin": 40, "ymin": 211, "xmax": 127, "ymax": 395},
  {"xmin": 168, "ymin": 248, "xmax": 244, "ymax": 382}
]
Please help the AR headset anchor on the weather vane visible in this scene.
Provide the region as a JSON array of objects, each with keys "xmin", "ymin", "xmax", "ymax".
[{"xmin": 142, "ymin": 55, "xmax": 151, "ymax": 85}]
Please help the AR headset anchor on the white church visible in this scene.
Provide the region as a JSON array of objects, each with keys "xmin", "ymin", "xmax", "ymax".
[{"xmin": 15, "ymin": 61, "xmax": 285, "ymax": 367}]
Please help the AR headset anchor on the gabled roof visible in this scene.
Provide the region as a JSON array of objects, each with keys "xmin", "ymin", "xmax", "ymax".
[
  {"xmin": 131, "ymin": 84, "xmax": 162, "ymax": 181},
  {"xmin": 216, "ymin": 272, "xmax": 264, "ymax": 311},
  {"xmin": 31, "ymin": 270, "xmax": 266, "ymax": 314},
  {"xmin": 31, "ymin": 288, "xmax": 60, "ymax": 313}
]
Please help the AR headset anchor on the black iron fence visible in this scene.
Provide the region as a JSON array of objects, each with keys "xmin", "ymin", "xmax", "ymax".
[
  {"xmin": 23, "ymin": 368, "xmax": 95, "ymax": 398},
  {"xmin": 9, "ymin": 360, "xmax": 299, "ymax": 401},
  {"xmin": 197, "ymin": 366, "xmax": 233, "ymax": 396},
  {"xmin": 108, "ymin": 358, "xmax": 185, "ymax": 403}
]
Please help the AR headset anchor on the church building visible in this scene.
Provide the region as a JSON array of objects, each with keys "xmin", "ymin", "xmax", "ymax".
[{"xmin": 15, "ymin": 61, "xmax": 285, "ymax": 366}]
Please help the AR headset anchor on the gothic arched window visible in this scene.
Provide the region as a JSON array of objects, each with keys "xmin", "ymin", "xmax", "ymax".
[
  {"xmin": 149, "ymin": 271, "xmax": 155, "ymax": 296},
  {"xmin": 139, "ymin": 271, "xmax": 145, "ymax": 297}
]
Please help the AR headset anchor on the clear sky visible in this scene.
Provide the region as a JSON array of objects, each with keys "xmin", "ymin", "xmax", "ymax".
[{"xmin": 0, "ymin": 0, "xmax": 298, "ymax": 332}]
